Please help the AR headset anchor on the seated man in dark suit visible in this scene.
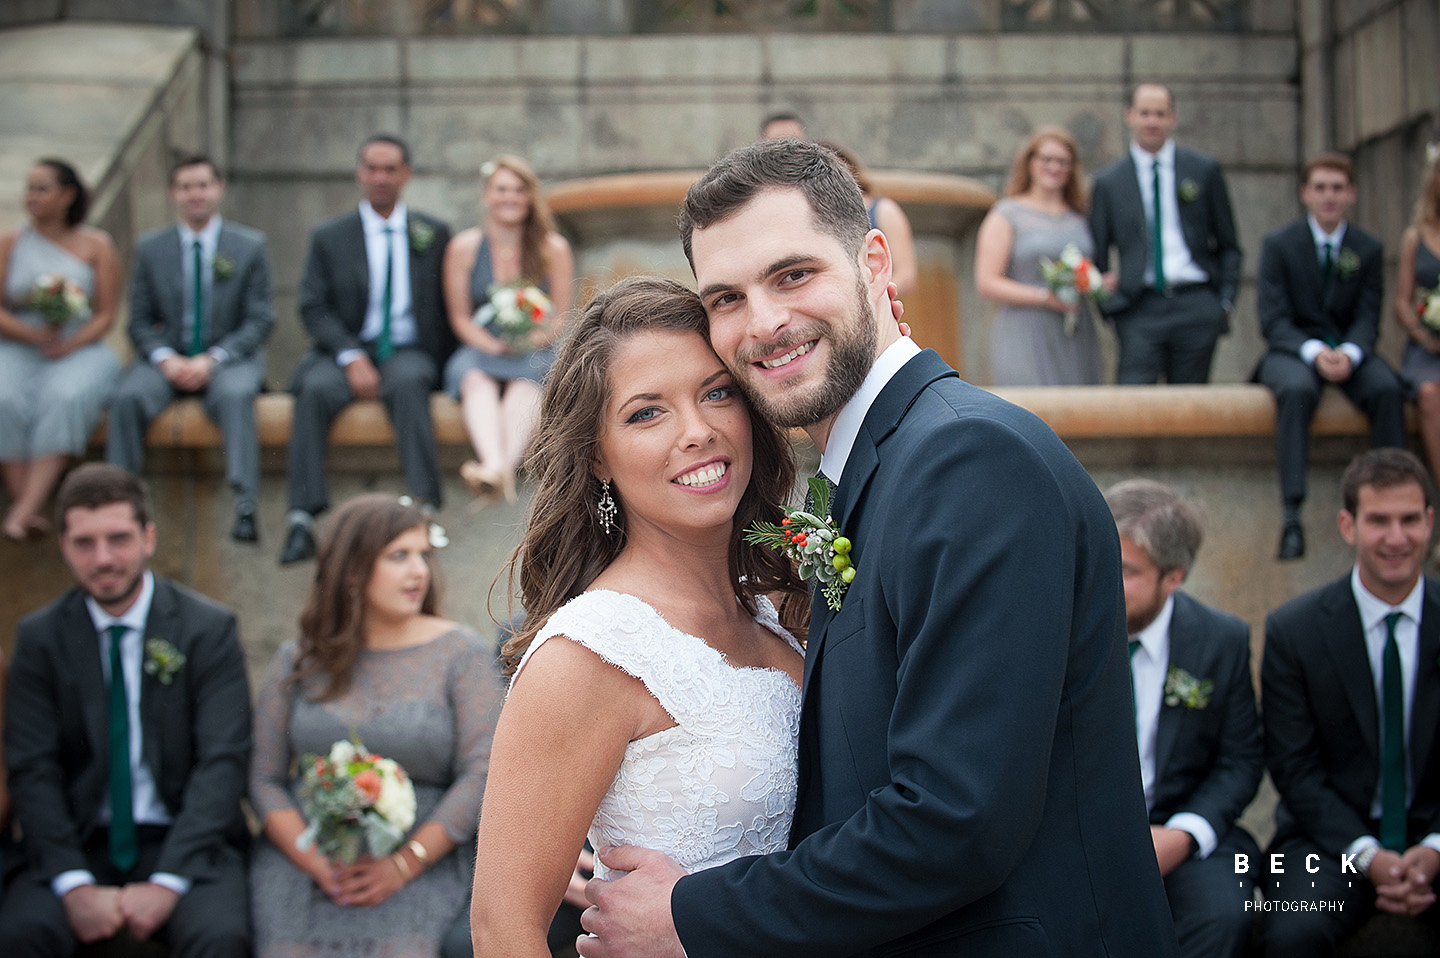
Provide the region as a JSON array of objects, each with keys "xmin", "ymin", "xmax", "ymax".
[
  {"xmin": 106, "ymin": 154, "xmax": 275, "ymax": 543},
  {"xmin": 1263, "ymin": 448, "xmax": 1440, "ymax": 955},
  {"xmin": 280, "ymin": 133, "xmax": 453, "ymax": 563},
  {"xmin": 1256, "ymin": 152, "xmax": 1406, "ymax": 560},
  {"xmin": 0, "ymin": 463, "xmax": 251, "ymax": 957},
  {"xmin": 1106, "ymin": 479, "xmax": 1262, "ymax": 958}
]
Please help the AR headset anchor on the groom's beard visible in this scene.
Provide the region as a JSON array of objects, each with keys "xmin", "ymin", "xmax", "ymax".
[{"xmin": 734, "ymin": 276, "xmax": 877, "ymax": 429}]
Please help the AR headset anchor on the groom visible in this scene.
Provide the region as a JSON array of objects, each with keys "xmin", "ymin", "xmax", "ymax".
[{"xmin": 578, "ymin": 141, "xmax": 1178, "ymax": 955}]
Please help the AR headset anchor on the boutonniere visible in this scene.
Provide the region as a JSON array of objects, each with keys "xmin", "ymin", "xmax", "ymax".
[
  {"xmin": 1164, "ymin": 666, "xmax": 1213, "ymax": 710},
  {"xmin": 1335, "ymin": 248, "xmax": 1361, "ymax": 280},
  {"xmin": 1177, "ymin": 178, "xmax": 1201, "ymax": 203},
  {"xmin": 409, "ymin": 220, "xmax": 436, "ymax": 254},
  {"xmin": 744, "ymin": 477, "xmax": 854, "ymax": 611},
  {"xmin": 143, "ymin": 637, "xmax": 187, "ymax": 685},
  {"xmin": 212, "ymin": 253, "xmax": 235, "ymax": 280}
]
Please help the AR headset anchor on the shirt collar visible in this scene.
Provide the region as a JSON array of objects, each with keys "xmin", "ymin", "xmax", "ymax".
[
  {"xmin": 1350, "ymin": 565, "xmax": 1424, "ymax": 634},
  {"xmin": 1132, "ymin": 593, "xmax": 1176, "ymax": 656},
  {"xmin": 178, "ymin": 216, "xmax": 221, "ymax": 248},
  {"xmin": 85, "ymin": 570, "xmax": 156, "ymax": 637},
  {"xmin": 1308, "ymin": 215, "xmax": 1348, "ymax": 249},
  {"xmin": 818, "ymin": 336, "xmax": 922, "ymax": 485},
  {"xmin": 360, "ymin": 201, "xmax": 407, "ymax": 234},
  {"xmin": 1131, "ymin": 138, "xmax": 1175, "ymax": 170}
]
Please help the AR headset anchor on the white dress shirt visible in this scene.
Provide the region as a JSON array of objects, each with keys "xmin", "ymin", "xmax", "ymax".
[
  {"xmin": 1298, "ymin": 215, "xmax": 1364, "ymax": 368},
  {"xmin": 818, "ymin": 336, "xmax": 921, "ymax": 484},
  {"xmin": 52, "ymin": 572, "xmax": 190, "ymax": 898},
  {"xmin": 1344, "ymin": 568, "xmax": 1440, "ymax": 858},
  {"xmin": 338, "ymin": 201, "xmax": 416, "ymax": 368},
  {"xmin": 1130, "ymin": 140, "xmax": 1208, "ymax": 288},
  {"xmin": 1130, "ymin": 595, "xmax": 1219, "ymax": 859},
  {"xmin": 150, "ymin": 216, "xmax": 227, "ymax": 366}
]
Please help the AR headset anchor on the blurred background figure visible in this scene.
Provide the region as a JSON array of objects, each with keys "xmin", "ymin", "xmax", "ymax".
[
  {"xmin": 1396, "ymin": 148, "xmax": 1440, "ymax": 485},
  {"xmin": 249, "ymin": 493, "xmax": 502, "ymax": 958},
  {"xmin": 759, "ymin": 111, "xmax": 807, "ymax": 141},
  {"xmin": 823, "ymin": 141, "xmax": 918, "ymax": 298},
  {"xmin": 443, "ymin": 155, "xmax": 574, "ymax": 505},
  {"xmin": 0, "ymin": 158, "xmax": 121, "ymax": 541},
  {"xmin": 976, "ymin": 127, "xmax": 1104, "ymax": 386}
]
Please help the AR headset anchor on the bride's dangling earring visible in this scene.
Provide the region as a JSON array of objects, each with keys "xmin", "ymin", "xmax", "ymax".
[{"xmin": 597, "ymin": 478, "xmax": 618, "ymax": 535}]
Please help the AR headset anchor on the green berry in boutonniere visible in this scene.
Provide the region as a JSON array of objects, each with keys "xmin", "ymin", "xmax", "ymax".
[
  {"xmin": 143, "ymin": 637, "xmax": 187, "ymax": 685},
  {"xmin": 744, "ymin": 477, "xmax": 854, "ymax": 611},
  {"xmin": 1178, "ymin": 178, "xmax": 1201, "ymax": 203},
  {"xmin": 409, "ymin": 220, "xmax": 436, "ymax": 254},
  {"xmin": 212, "ymin": 253, "xmax": 235, "ymax": 280},
  {"xmin": 1335, "ymin": 248, "xmax": 1361, "ymax": 281},
  {"xmin": 1163, "ymin": 666, "xmax": 1213, "ymax": 709}
]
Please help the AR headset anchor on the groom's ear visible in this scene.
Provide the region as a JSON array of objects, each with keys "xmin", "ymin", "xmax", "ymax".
[{"xmin": 859, "ymin": 228, "xmax": 893, "ymax": 298}]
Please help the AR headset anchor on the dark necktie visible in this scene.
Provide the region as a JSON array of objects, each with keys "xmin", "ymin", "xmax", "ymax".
[
  {"xmin": 1151, "ymin": 159, "xmax": 1166, "ymax": 293},
  {"xmin": 106, "ymin": 624, "xmax": 138, "ymax": 871},
  {"xmin": 1128, "ymin": 638, "xmax": 1142, "ymax": 717},
  {"xmin": 1321, "ymin": 240, "xmax": 1335, "ymax": 275},
  {"xmin": 1380, "ymin": 611, "xmax": 1408, "ymax": 850},
  {"xmin": 377, "ymin": 225, "xmax": 395, "ymax": 362},
  {"xmin": 189, "ymin": 239, "xmax": 205, "ymax": 356}
]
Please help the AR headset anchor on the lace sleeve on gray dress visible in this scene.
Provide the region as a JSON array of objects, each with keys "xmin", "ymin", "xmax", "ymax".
[
  {"xmin": 425, "ymin": 627, "xmax": 505, "ymax": 844},
  {"xmin": 249, "ymin": 640, "xmax": 300, "ymax": 819}
]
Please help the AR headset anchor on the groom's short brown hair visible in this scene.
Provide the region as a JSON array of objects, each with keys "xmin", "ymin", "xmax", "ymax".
[{"xmin": 678, "ymin": 139, "xmax": 870, "ymax": 272}]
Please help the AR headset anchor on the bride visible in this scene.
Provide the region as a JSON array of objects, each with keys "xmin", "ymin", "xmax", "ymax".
[{"xmin": 469, "ymin": 276, "xmax": 809, "ymax": 955}]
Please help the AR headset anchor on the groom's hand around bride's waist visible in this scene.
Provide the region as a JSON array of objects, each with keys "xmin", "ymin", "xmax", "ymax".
[{"xmin": 576, "ymin": 845, "xmax": 687, "ymax": 958}]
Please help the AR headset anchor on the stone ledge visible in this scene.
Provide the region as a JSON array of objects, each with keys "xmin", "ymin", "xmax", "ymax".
[{"xmin": 94, "ymin": 385, "xmax": 1408, "ymax": 451}]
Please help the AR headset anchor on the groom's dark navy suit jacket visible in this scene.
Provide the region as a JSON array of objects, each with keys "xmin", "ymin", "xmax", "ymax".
[{"xmin": 672, "ymin": 350, "xmax": 1178, "ymax": 956}]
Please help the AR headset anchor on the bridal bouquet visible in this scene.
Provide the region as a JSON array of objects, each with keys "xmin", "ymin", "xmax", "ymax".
[
  {"xmin": 1039, "ymin": 243, "xmax": 1106, "ymax": 336},
  {"xmin": 296, "ymin": 737, "xmax": 416, "ymax": 865},
  {"xmin": 474, "ymin": 281, "xmax": 553, "ymax": 352},
  {"xmin": 1417, "ymin": 288, "xmax": 1440, "ymax": 335},
  {"xmin": 28, "ymin": 273, "xmax": 89, "ymax": 327}
]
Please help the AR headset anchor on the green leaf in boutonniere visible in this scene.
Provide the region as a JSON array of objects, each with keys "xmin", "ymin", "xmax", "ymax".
[
  {"xmin": 409, "ymin": 220, "xmax": 436, "ymax": 254},
  {"xmin": 1178, "ymin": 178, "xmax": 1201, "ymax": 203},
  {"xmin": 143, "ymin": 637, "xmax": 187, "ymax": 685},
  {"xmin": 1335, "ymin": 248, "xmax": 1361, "ymax": 281},
  {"xmin": 212, "ymin": 253, "xmax": 235, "ymax": 280},
  {"xmin": 744, "ymin": 476, "xmax": 855, "ymax": 611},
  {"xmin": 1163, "ymin": 666, "xmax": 1213, "ymax": 710}
]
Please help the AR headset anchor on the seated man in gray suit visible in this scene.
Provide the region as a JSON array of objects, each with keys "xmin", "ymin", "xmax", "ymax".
[
  {"xmin": 0, "ymin": 463, "xmax": 251, "ymax": 957},
  {"xmin": 1090, "ymin": 83, "xmax": 1241, "ymax": 384},
  {"xmin": 280, "ymin": 133, "xmax": 453, "ymax": 564},
  {"xmin": 106, "ymin": 155, "xmax": 274, "ymax": 542},
  {"xmin": 1106, "ymin": 479, "xmax": 1262, "ymax": 958}
]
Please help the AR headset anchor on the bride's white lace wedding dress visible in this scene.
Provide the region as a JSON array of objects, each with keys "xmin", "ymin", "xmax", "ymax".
[{"xmin": 512, "ymin": 589, "xmax": 802, "ymax": 877}]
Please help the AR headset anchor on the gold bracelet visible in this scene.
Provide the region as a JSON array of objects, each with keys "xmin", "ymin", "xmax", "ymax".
[
  {"xmin": 405, "ymin": 839, "xmax": 431, "ymax": 867},
  {"xmin": 390, "ymin": 851, "xmax": 412, "ymax": 881}
]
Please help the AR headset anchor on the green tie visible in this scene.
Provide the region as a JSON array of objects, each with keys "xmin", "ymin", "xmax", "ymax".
[
  {"xmin": 1322, "ymin": 240, "xmax": 1335, "ymax": 275},
  {"xmin": 377, "ymin": 225, "xmax": 395, "ymax": 362},
  {"xmin": 1129, "ymin": 639, "xmax": 1142, "ymax": 716},
  {"xmin": 1380, "ymin": 611, "xmax": 1408, "ymax": 850},
  {"xmin": 106, "ymin": 624, "xmax": 138, "ymax": 872},
  {"xmin": 1151, "ymin": 160, "xmax": 1166, "ymax": 293},
  {"xmin": 189, "ymin": 239, "xmax": 205, "ymax": 356}
]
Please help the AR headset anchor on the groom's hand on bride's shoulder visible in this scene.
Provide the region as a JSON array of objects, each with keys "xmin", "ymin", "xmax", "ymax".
[{"xmin": 575, "ymin": 845, "xmax": 686, "ymax": 958}]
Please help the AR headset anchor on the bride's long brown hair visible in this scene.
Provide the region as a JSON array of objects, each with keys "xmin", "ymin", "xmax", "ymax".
[{"xmin": 499, "ymin": 276, "xmax": 808, "ymax": 673}]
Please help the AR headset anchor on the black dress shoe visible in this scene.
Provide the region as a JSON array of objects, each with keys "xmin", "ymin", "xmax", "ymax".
[
  {"xmin": 280, "ymin": 523, "xmax": 317, "ymax": 564},
  {"xmin": 1277, "ymin": 522, "xmax": 1305, "ymax": 561},
  {"xmin": 231, "ymin": 509, "xmax": 259, "ymax": 543}
]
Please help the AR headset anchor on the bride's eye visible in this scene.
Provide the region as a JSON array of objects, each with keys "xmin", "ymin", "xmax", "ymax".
[
  {"xmin": 626, "ymin": 406, "xmax": 660, "ymax": 424},
  {"xmin": 704, "ymin": 386, "xmax": 735, "ymax": 402}
]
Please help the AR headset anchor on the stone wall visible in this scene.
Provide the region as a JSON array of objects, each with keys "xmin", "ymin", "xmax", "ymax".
[{"xmin": 227, "ymin": 29, "xmax": 1300, "ymax": 386}]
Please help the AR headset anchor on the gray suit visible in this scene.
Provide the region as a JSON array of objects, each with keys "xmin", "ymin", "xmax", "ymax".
[
  {"xmin": 1089, "ymin": 145, "xmax": 1241, "ymax": 383},
  {"xmin": 107, "ymin": 221, "xmax": 274, "ymax": 505}
]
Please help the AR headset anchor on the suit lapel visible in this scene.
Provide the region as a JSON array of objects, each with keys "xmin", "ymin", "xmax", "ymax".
[
  {"xmin": 1153, "ymin": 594, "xmax": 1192, "ymax": 782},
  {"xmin": 59, "ymin": 592, "xmax": 108, "ymax": 762},
  {"xmin": 1412, "ymin": 580, "xmax": 1440, "ymax": 781},
  {"xmin": 156, "ymin": 228, "xmax": 186, "ymax": 340},
  {"xmin": 138, "ymin": 579, "xmax": 175, "ymax": 779},
  {"xmin": 1323, "ymin": 581, "xmax": 1381, "ymax": 758}
]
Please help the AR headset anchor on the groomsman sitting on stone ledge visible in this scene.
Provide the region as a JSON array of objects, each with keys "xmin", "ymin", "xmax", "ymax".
[
  {"xmin": 106, "ymin": 154, "xmax": 275, "ymax": 544},
  {"xmin": 1261, "ymin": 449, "xmax": 1440, "ymax": 955},
  {"xmin": 1106, "ymin": 478, "xmax": 1262, "ymax": 958},
  {"xmin": 1255, "ymin": 153, "xmax": 1406, "ymax": 561},
  {"xmin": 0, "ymin": 463, "xmax": 252, "ymax": 957},
  {"xmin": 280, "ymin": 133, "xmax": 453, "ymax": 564}
]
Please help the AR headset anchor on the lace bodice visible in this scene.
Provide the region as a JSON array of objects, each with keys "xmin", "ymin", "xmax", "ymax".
[{"xmin": 513, "ymin": 589, "xmax": 803, "ymax": 877}]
